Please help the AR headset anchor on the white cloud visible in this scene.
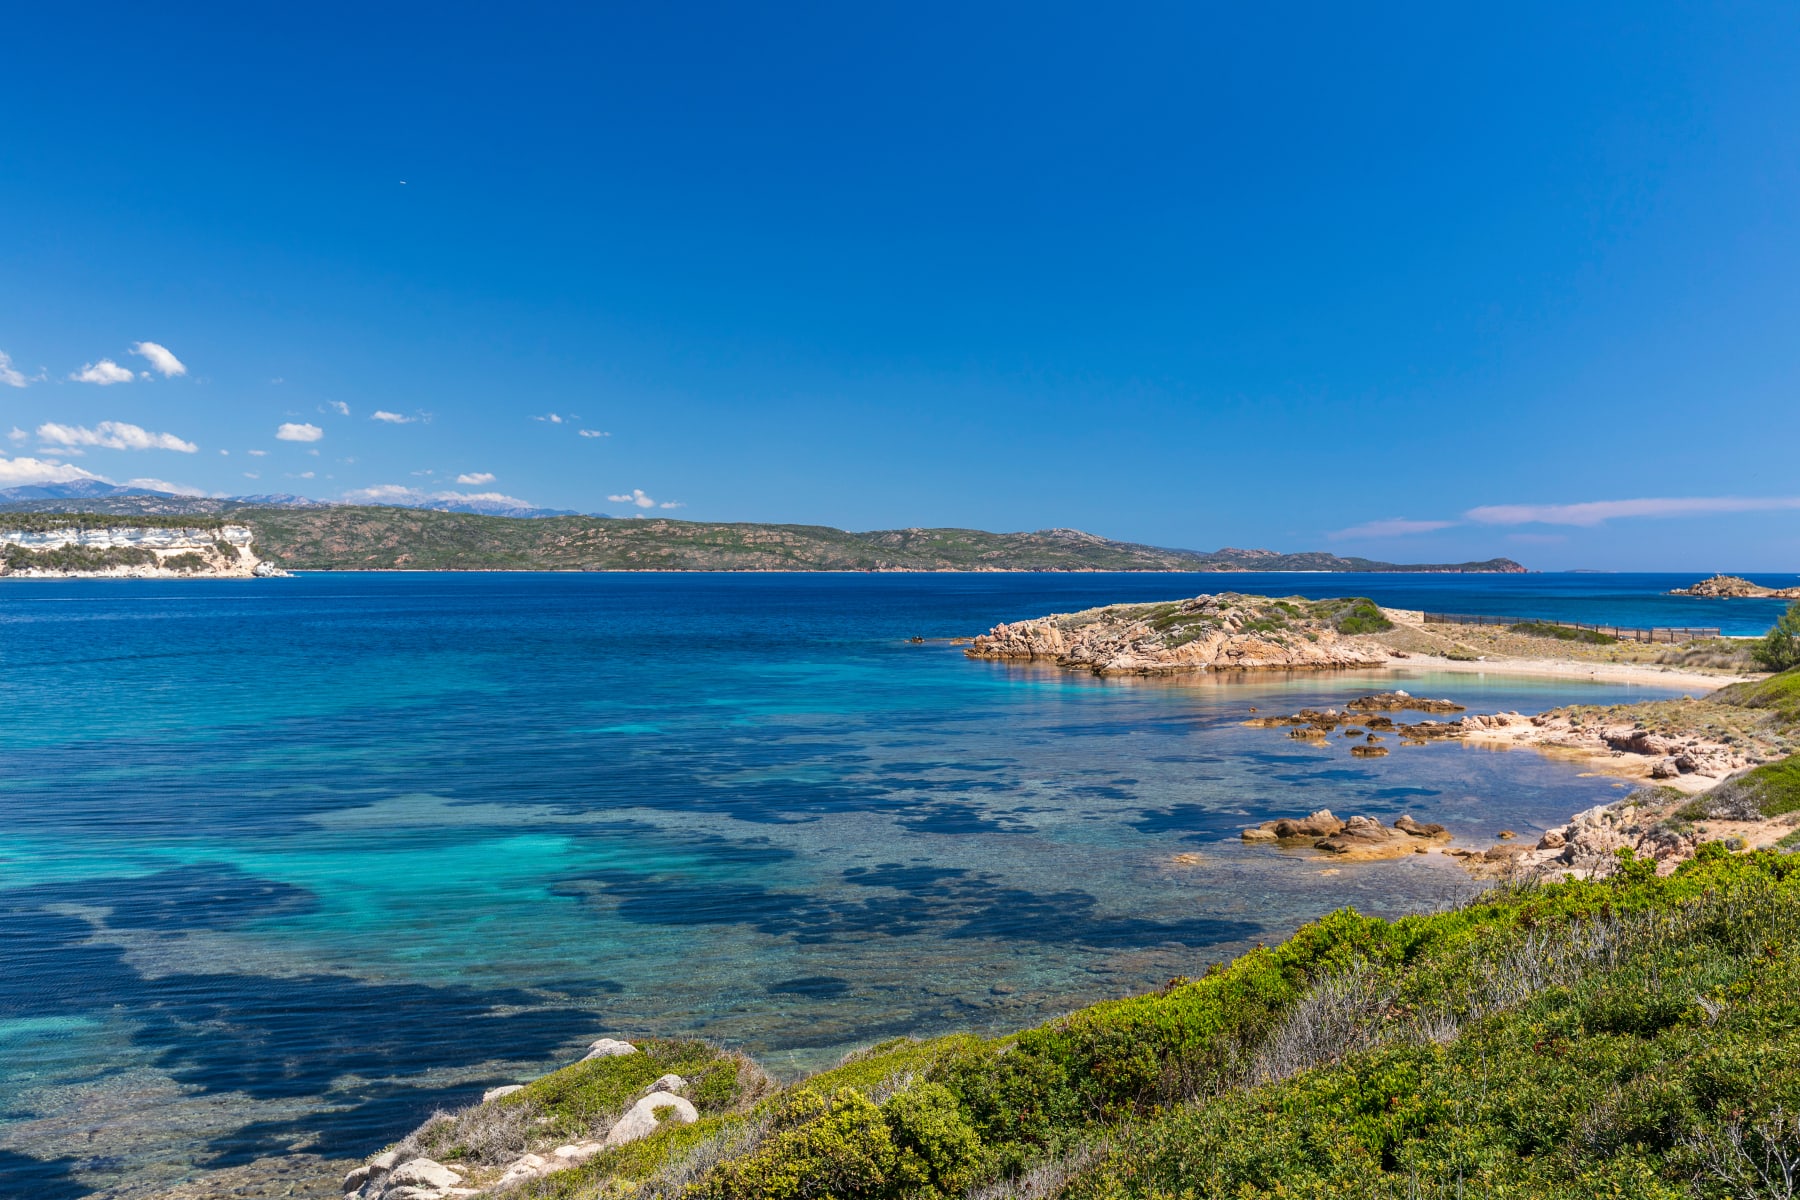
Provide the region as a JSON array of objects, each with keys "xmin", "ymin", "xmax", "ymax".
[
  {"xmin": 290, "ymin": 470, "xmax": 316, "ymax": 479},
  {"xmin": 130, "ymin": 341, "xmax": 187, "ymax": 377},
  {"xmin": 244, "ymin": 471, "xmax": 261, "ymax": 480},
  {"xmin": 533, "ymin": 413, "xmax": 566, "ymax": 424},
  {"xmin": 456, "ymin": 472, "xmax": 496, "ymax": 485},
  {"xmin": 276, "ymin": 422, "xmax": 324, "ymax": 442},
  {"xmin": 126, "ymin": 477, "xmax": 206, "ymax": 496},
  {"xmin": 658, "ymin": 501, "xmax": 684, "ymax": 509},
  {"xmin": 71, "ymin": 359, "xmax": 135, "ymax": 385},
  {"xmin": 608, "ymin": 488, "xmax": 660, "ymax": 509},
  {"xmin": 370, "ymin": 410, "xmax": 415, "ymax": 424},
  {"xmin": 0, "ymin": 456, "xmax": 104, "ymax": 486},
  {"xmin": 1465, "ymin": 496, "xmax": 1800, "ymax": 527},
  {"xmin": 1327, "ymin": 517, "xmax": 1458, "ymax": 540},
  {"xmin": 0, "ymin": 351, "xmax": 27, "ymax": 388},
  {"xmin": 578, "ymin": 429, "xmax": 610, "ymax": 438},
  {"xmin": 247, "ymin": 448, "xmax": 268, "ymax": 457},
  {"xmin": 37, "ymin": 420, "xmax": 198, "ymax": 453},
  {"xmin": 7, "ymin": 427, "xmax": 26, "ymax": 443},
  {"xmin": 326, "ymin": 400, "xmax": 350, "ymax": 415}
]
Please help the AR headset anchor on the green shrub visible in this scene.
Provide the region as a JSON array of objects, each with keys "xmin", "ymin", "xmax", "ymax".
[
  {"xmin": 1754, "ymin": 601, "xmax": 1800, "ymax": 672},
  {"xmin": 882, "ymin": 1083, "xmax": 984, "ymax": 1197},
  {"xmin": 1509, "ymin": 620, "xmax": 1617, "ymax": 645},
  {"xmin": 695, "ymin": 1088, "xmax": 895, "ymax": 1200}
]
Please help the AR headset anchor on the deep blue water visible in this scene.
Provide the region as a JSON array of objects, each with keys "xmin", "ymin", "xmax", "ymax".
[{"xmin": 0, "ymin": 572, "xmax": 1777, "ymax": 1197}]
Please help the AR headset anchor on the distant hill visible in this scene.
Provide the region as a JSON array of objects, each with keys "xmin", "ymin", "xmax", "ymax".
[{"xmin": 0, "ymin": 489, "xmax": 1525, "ymax": 572}]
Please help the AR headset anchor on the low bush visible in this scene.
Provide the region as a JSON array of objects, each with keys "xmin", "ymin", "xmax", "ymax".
[{"xmin": 1509, "ymin": 620, "xmax": 1617, "ymax": 644}]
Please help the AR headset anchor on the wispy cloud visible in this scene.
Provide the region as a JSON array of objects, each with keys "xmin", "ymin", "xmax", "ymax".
[
  {"xmin": 1328, "ymin": 517, "xmax": 1457, "ymax": 540},
  {"xmin": 456, "ymin": 471, "xmax": 496, "ymax": 485},
  {"xmin": 370, "ymin": 410, "xmax": 415, "ymax": 424},
  {"xmin": 578, "ymin": 429, "xmax": 610, "ymax": 438},
  {"xmin": 276, "ymin": 422, "xmax": 324, "ymax": 442},
  {"xmin": 0, "ymin": 456, "xmax": 104, "ymax": 486},
  {"xmin": 0, "ymin": 351, "xmax": 27, "ymax": 388},
  {"xmin": 37, "ymin": 421, "xmax": 198, "ymax": 453},
  {"xmin": 326, "ymin": 400, "xmax": 350, "ymax": 415},
  {"xmin": 247, "ymin": 448, "xmax": 268, "ymax": 457},
  {"xmin": 130, "ymin": 341, "xmax": 187, "ymax": 378},
  {"xmin": 7, "ymin": 427, "xmax": 26, "ymax": 443},
  {"xmin": 533, "ymin": 413, "xmax": 567, "ymax": 424},
  {"xmin": 1465, "ymin": 496, "xmax": 1800, "ymax": 527},
  {"xmin": 70, "ymin": 359, "xmax": 134, "ymax": 385}
]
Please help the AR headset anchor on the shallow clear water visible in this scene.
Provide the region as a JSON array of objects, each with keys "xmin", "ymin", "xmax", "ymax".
[{"xmin": 0, "ymin": 572, "xmax": 1748, "ymax": 1196}]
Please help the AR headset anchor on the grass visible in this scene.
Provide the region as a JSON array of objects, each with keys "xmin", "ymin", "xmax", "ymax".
[
  {"xmin": 1714, "ymin": 665, "xmax": 1800, "ymax": 727},
  {"xmin": 412, "ymin": 849, "xmax": 1800, "ymax": 1200},
  {"xmin": 1508, "ymin": 620, "xmax": 1618, "ymax": 645}
]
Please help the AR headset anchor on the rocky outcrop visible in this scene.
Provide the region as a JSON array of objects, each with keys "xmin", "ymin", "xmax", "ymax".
[
  {"xmin": 1241, "ymin": 809, "xmax": 1450, "ymax": 859},
  {"xmin": 344, "ymin": 1155, "xmax": 473, "ymax": 1200},
  {"xmin": 1670, "ymin": 574, "xmax": 1800, "ymax": 599},
  {"xmin": 1345, "ymin": 691, "xmax": 1464, "ymax": 713},
  {"xmin": 605, "ymin": 1092, "xmax": 699, "ymax": 1147},
  {"xmin": 967, "ymin": 594, "xmax": 1392, "ymax": 675}
]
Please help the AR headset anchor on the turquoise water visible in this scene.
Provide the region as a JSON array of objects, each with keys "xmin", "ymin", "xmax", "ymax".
[{"xmin": 0, "ymin": 572, "xmax": 1753, "ymax": 1197}]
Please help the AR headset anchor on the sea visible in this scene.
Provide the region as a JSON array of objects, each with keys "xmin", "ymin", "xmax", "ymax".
[{"xmin": 0, "ymin": 571, "xmax": 1791, "ymax": 1198}]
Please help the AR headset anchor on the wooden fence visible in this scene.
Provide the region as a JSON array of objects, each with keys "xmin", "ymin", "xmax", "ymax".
[{"xmin": 1420, "ymin": 612, "xmax": 1720, "ymax": 645}]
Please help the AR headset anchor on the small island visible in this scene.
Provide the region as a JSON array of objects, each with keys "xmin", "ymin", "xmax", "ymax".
[{"xmin": 1670, "ymin": 573, "xmax": 1800, "ymax": 599}]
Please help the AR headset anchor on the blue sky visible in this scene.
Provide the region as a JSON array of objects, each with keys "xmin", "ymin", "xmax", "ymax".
[{"xmin": 2, "ymin": 2, "xmax": 1797, "ymax": 570}]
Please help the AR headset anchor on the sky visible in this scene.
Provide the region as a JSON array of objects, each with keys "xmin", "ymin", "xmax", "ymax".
[{"xmin": 2, "ymin": 2, "xmax": 1798, "ymax": 571}]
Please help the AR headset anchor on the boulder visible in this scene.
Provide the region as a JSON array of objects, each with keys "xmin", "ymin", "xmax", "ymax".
[
  {"xmin": 604, "ymin": 1093, "xmax": 700, "ymax": 1147},
  {"xmin": 386, "ymin": 1160, "xmax": 463, "ymax": 1191},
  {"xmin": 1651, "ymin": 757, "xmax": 1681, "ymax": 780},
  {"xmin": 1240, "ymin": 826, "xmax": 1278, "ymax": 843},
  {"xmin": 1350, "ymin": 744, "xmax": 1388, "ymax": 757},
  {"xmin": 649, "ymin": 1073, "xmax": 686, "ymax": 1093},
  {"xmin": 1316, "ymin": 815, "xmax": 1402, "ymax": 853},
  {"xmin": 482, "ymin": 1084, "xmax": 524, "ymax": 1103},
  {"xmin": 1271, "ymin": 809, "xmax": 1344, "ymax": 838},
  {"xmin": 369, "ymin": 1152, "xmax": 402, "ymax": 1172},
  {"xmin": 1393, "ymin": 815, "xmax": 1447, "ymax": 838},
  {"xmin": 1537, "ymin": 830, "xmax": 1566, "ymax": 850},
  {"xmin": 497, "ymin": 1154, "xmax": 548, "ymax": 1188},
  {"xmin": 582, "ymin": 1037, "xmax": 638, "ymax": 1061},
  {"xmin": 343, "ymin": 1166, "xmax": 372, "ymax": 1193}
]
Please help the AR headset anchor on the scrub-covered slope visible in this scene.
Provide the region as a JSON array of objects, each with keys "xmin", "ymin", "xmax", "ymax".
[{"xmin": 346, "ymin": 848, "xmax": 1800, "ymax": 1200}]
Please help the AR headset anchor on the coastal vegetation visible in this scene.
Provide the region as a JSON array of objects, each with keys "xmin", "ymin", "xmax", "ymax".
[
  {"xmin": 1508, "ymin": 620, "xmax": 1616, "ymax": 645},
  {"xmin": 0, "ymin": 510, "xmax": 228, "ymax": 532},
  {"xmin": 1752, "ymin": 601, "xmax": 1800, "ymax": 671},
  {"xmin": 0, "ymin": 543, "xmax": 157, "ymax": 571},
  {"xmin": 361, "ymin": 848, "xmax": 1800, "ymax": 1200}
]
